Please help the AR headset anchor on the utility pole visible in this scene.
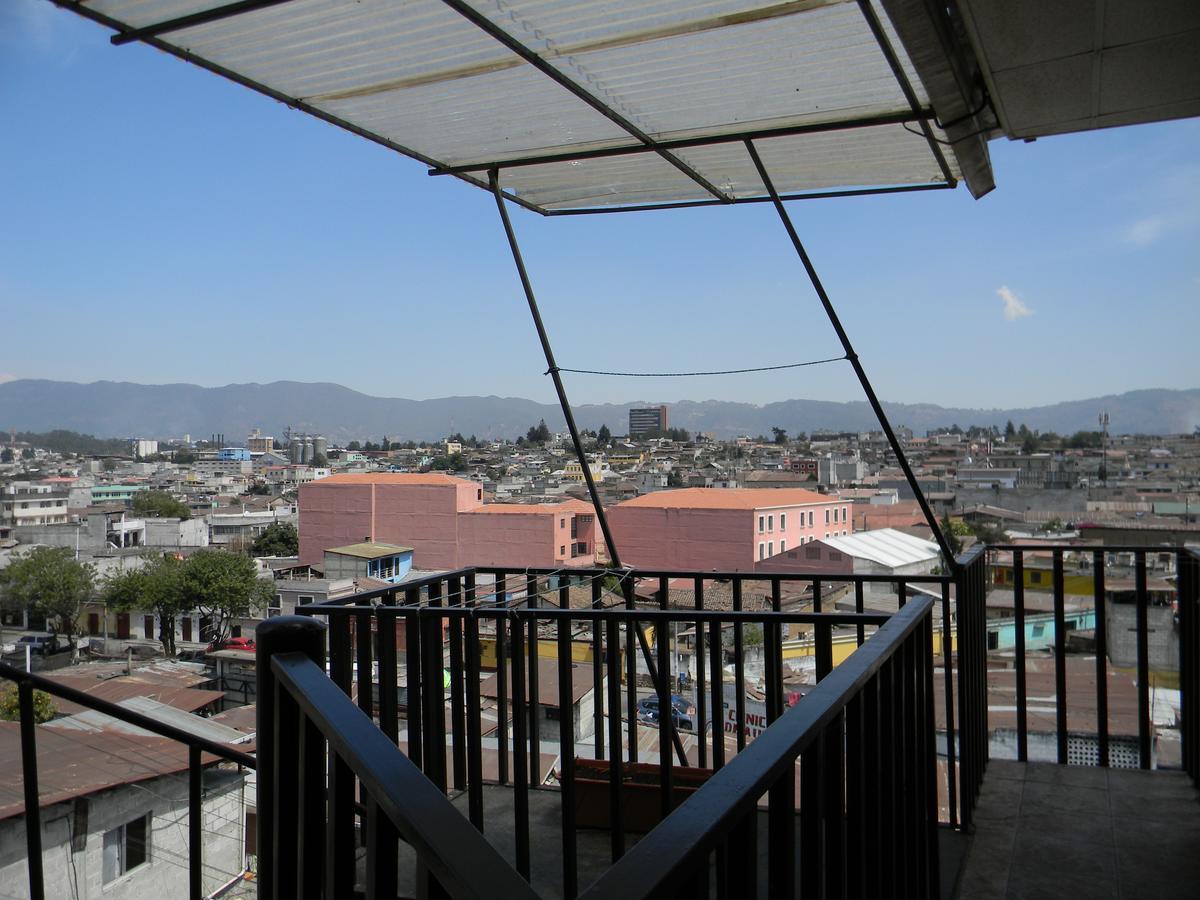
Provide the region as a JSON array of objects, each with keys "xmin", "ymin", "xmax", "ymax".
[{"xmin": 1098, "ymin": 411, "xmax": 1110, "ymax": 487}]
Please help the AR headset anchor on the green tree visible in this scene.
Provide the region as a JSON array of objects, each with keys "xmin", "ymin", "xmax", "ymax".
[
  {"xmin": 0, "ymin": 686, "xmax": 56, "ymax": 723},
  {"xmin": 0, "ymin": 547, "xmax": 94, "ymax": 651},
  {"xmin": 347, "ymin": 441, "xmax": 362, "ymax": 451},
  {"xmin": 429, "ymin": 452, "xmax": 467, "ymax": 472},
  {"xmin": 526, "ymin": 420, "xmax": 552, "ymax": 444},
  {"xmin": 181, "ymin": 550, "xmax": 274, "ymax": 644},
  {"xmin": 1004, "ymin": 420, "xmax": 1016, "ymax": 439},
  {"xmin": 250, "ymin": 522, "xmax": 299, "ymax": 557},
  {"xmin": 312, "ymin": 452, "xmax": 329, "ymax": 468},
  {"xmin": 667, "ymin": 470, "xmax": 684, "ymax": 488},
  {"xmin": 597, "ymin": 424, "xmax": 612, "ymax": 447},
  {"xmin": 0, "ymin": 448, "xmax": 13, "ymax": 463},
  {"xmin": 939, "ymin": 515, "xmax": 971, "ymax": 556},
  {"xmin": 771, "ymin": 427, "xmax": 788, "ymax": 445},
  {"xmin": 132, "ymin": 490, "xmax": 191, "ymax": 519},
  {"xmin": 172, "ymin": 448, "xmax": 197, "ymax": 464},
  {"xmin": 103, "ymin": 555, "xmax": 188, "ymax": 655}
]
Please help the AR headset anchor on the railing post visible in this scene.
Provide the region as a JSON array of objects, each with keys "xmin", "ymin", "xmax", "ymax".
[
  {"xmin": 256, "ymin": 615, "xmax": 327, "ymax": 900},
  {"xmin": 18, "ymin": 680, "xmax": 45, "ymax": 900},
  {"xmin": 1181, "ymin": 548, "xmax": 1199, "ymax": 786}
]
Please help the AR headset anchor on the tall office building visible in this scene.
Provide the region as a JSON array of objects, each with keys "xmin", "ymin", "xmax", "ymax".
[{"xmin": 629, "ymin": 405, "xmax": 669, "ymax": 437}]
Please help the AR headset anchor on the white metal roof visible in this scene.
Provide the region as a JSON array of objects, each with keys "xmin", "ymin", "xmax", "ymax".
[
  {"xmin": 822, "ymin": 527, "xmax": 939, "ymax": 567},
  {"xmin": 47, "ymin": 695, "xmax": 253, "ymax": 744},
  {"xmin": 69, "ymin": 0, "xmax": 976, "ymax": 212}
]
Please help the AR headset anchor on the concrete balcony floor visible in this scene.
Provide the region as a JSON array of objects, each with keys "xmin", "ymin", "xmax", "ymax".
[{"xmin": 955, "ymin": 761, "xmax": 1200, "ymax": 899}]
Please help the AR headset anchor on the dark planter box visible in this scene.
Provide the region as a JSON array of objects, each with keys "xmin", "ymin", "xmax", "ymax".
[{"xmin": 573, "ymin": 758, "xmax": 713, "ymax": 832}]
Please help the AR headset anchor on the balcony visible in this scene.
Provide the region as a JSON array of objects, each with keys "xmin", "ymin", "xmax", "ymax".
[{"xmin": 2, "ymin": 547, "xmax": 1197, "ymax": 899}]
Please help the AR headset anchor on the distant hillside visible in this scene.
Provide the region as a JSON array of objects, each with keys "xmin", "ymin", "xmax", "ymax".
[{"xmin": 0, "ymin": 380, "xmax": 1196, "ymax": 442}]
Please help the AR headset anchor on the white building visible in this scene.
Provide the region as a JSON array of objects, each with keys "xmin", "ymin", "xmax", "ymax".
[
  {"xmin": 0, "ymin": 722, "xmax": 247, "ymax": 899},
  {"xmin": 130, "ymin": 439, "xmax": 159, "ymax": 459},
  {"xmin": 1, "ymin": 482, "xmax": 70, "ymax": 527}
]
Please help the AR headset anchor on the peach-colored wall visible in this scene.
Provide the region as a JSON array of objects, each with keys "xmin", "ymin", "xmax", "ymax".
[
  {"xmin": 458, "ymin": 511, "xmax": 554, "ymax": 567},
  {"xmin": 608, "ymin": 507, "xmax": 754, "ymax": 570},
  {"xmin": 299, "ymin": 483, "xmax": 375, "ymax": 566},
  {"xmin": 299, "ymin": 481, "xmax": 461, "ymax": 569},
  {"xmin": 609, "ymin": 499, "xmax": 852, "ymax": 571},
  {"xmin": 300, "ymin": 481, "xmax": 595, "ymax": 571},
  {"xmin": 750, "ymin": 500, "xmax": 852, "ymax": 560}
]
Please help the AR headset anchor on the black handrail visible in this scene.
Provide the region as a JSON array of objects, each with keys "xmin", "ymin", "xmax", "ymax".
[
  {"xmin": 258, "ymin": 616, "xmax": 537, "ymax": 900},
  {"xmin": 581, "ymin": 596, "xmax": 939, "ymax": 898},
  {"xmin": 0, "ymin": 661, "xmax": 254, "ymax": 900},
  {"xmin": 978, "ymin": 542, "xmax": 1195, "ymax": 776}
]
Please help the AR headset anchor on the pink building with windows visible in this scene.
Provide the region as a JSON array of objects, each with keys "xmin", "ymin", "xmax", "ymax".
[
  {"xmin": 607, "ymin": 487, "xmax": 851, "ymax": 571},
  {"xmin": 299, "ymin": 473, "xmax": 597, "ymax": 570}
]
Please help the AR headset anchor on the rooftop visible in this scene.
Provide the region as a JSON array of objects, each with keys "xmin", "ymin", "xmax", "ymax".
[
  {"xmin": 821, "ymin": 527, "xmax": 940, "ymax": 567},
  {"xmin": 316, "ymin": 472, "xmax": 473, "ymax": 486},
  {"xmin": 617, "ymin": 487, "xmax": 831, "ymax": 510},
  {"xmin": 326, "ymin": 541, "xmax": 415, "ymax": 559}
]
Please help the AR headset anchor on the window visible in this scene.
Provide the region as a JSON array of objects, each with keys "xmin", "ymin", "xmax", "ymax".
[
  {"xmin": 842, "ymin": 506, "xmax": 848, "ymax": 523},
  {"xmin": 298, "ymin": 595, "xmax": 314, "ymax": 606},
  {"xmin": 1031, "ymin": 624, "xmax": 1045, "ymax": 638},
  {"xmin": 1030, "ymin": 571, "xmax": 1043, "ymax": 584},
  {"xmin": 758, "ymin": 515, "xmax": 765, "ymax": 533},
  {"xmin": 103, "ymin": 815, "xmax": 149, "ymax": 884},
  {"xmin": 768, "ymin": 541, "xmax": 773, "ymax": 556},
  {"xmin": 833, "ymin": 508, "xmax": 839, "ymax": 523},
  {"xmin": 780, "ymin": 513, "xmax": 786, "ymax": 530},
  {"xmin": 759, "ymin": 543, "xmax": 765, "ymax": 560},
  {"xmin": 808, "ymin": 511, "xmax": 814, "ymax": 527},
  {"xmin": 560, "ymin": 518, "xmax": 566, "ymax": 529},
  {"xmin": 767, "ymin": 514, "xmax": 773, "ymax": 532},
  {"xmin": 780, "ymin": 540, "xmax": 786, "ymax": 553},
  {"xmin": 987, "ymin": 632, "xmax": 999, "ymax": 651},
  {"xmin": 477, "ymin": 489, "xmax": 482, "ymax": 500},
  {"xmin": 825, "ymin": 510, "xmax": 830, "ymax": 525},
  {"xmin": 560, "ymin": 545, "xmax": 566, "ymax": 556}
]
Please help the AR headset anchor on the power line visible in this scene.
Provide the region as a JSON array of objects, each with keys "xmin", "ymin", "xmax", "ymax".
[{"xmin": 552, "ymin": 354, "xmax": 847, "ymax": 378}]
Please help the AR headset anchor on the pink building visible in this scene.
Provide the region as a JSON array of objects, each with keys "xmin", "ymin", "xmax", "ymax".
[
  {"xmin": 607, "ymin": 487, "xmax": 850, "ymax": 571},
  {"xmin": 299, "ymin": 473, "xmax": 597, "ymax": 570}
]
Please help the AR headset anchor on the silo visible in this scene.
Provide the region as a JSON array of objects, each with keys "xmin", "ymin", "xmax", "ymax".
[
  {"xmin": 302, "ymin": 438, "xmax": 314, "ymax": 464},
  {"xmin": 290, "ymin": 436, "xmax": 305, "ymax": 464},
  {"xmin": 313, "ymin": 435, "xmax": 328, "ymax": 460}
]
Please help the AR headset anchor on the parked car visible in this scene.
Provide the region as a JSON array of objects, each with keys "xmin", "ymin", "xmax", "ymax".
[
  {"xmin": 15, "ymin": 633, "xmax": 65, "ymax": 655},
  {"xmin": 206, "ymin": 636, "xmax": 256, "ymax": 653},
  {"xmin": 636, "ymin": 694, "xmax": 696, "ymax": 731},
  {"xmin": 637, "ymin": 693, "xmax": 695, "ymax": 718}
]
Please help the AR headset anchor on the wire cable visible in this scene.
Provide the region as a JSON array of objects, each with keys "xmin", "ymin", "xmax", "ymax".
[{"xmin": 551, "ymin": 354, "xmax": 847, "ymax": 378}]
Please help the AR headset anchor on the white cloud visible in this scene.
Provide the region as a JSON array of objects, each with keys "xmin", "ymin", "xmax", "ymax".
[
  {"xmin": 1124, "ymin": 215, "xmax": 1169, "ymax": 247},
  {"xmin": 998, "ymin": 286, "xmax": 1033, "ymax": 321}
]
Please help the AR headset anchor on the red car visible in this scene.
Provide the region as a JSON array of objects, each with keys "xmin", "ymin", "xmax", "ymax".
[{"xmin": 207, "ymin": 637, "xmax": 256, "ymax": 653}]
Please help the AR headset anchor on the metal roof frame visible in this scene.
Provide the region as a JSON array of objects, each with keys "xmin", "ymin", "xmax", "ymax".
[{"xmin": 50, "ymin": 0, "xmax": 966, "ymax": 567}]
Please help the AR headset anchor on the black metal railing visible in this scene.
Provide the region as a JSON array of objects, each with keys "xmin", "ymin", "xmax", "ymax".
[
  {"xmin": 0, "ymin": 661, "xmax": 255, "ymax": 900},
  {"xmin": 954, "ymin": 545, "xmax": 989, "ymax": 830},
  {"xmin": 255, "ymin": 616, "xmax": 536, "ymax": 900},
  {"xmin": 8, "ymin": 547, "xmax": 1193, "ymax": 898},
  {"xmin": 277, "ymin": 564, "xmax": 963, "ymax": 896},
  {"xmin": 979, "ymin": 544, "xmax": 1199, "ymax": 780},
  {"xmin": 580, "ymin": 594, "xmax": 941, "ymax": 899}
]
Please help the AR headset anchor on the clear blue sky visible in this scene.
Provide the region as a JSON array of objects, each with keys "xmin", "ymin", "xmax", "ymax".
[{"xmin": 2, "ymin": 0, "xmax": 1197, "ymax": 411}]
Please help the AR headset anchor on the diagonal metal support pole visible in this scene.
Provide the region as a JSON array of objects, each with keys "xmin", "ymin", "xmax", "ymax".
[
  {"xmin": 488, "ymin": 169, "xmax": 623, "ymax": 568},
  {"xmin": 743, "ymin": 139, "xmax": 958, "ymax": 571}
]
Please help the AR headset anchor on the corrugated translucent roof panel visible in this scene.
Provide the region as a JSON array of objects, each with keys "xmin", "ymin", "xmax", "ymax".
[{"xmin": 75, "ymin": 0, "xmax": 966, "ymax": 211}]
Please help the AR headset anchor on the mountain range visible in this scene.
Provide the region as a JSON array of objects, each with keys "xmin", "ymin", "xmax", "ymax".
[{"xmin": 0, "ymin": 380, "xmax": 1197, "ymax": 442}]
